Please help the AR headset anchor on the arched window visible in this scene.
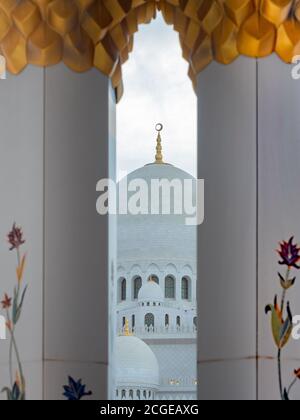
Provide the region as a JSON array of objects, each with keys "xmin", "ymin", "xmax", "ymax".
[
  {"xmin": 148, "ymin": 275, "xmax": 159, "ymax": 284},
  {"xmin": 181, "ymin": 277, "xmax": 189, "ymax": 300},
  {"xmin": 193, "ymin": 316, "xmax": 198, "ymax": 328},
  {"xmin": 145, "ymin": 313, "xmax": 155, "ymax": 328},
  {"xmin": 165, "ymin": 314, "xmax": 169, "ymax": 327},
  {"xmin": 133, "ymin": 276, "xmax": 142, "ymax": 299},
  {"xmin": 165, "ymin": 275, "xmax": 175, "ymax": 299},
  {"xmin": 177, "ymin": 316, "xmax": 181, "ymax": 327},
  {"xmin": 132, "ymin": 314, "xmax": 135, "ymax": 329},
  {"xmin": 119, "ymin": 278, "xmax": 126, "ymax": 302}
]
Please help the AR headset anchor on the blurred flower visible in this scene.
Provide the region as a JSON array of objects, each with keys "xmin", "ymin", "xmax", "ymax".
[
  {"xmin": 7, "ymin": 223, "xmax": 25, "ymax": 251},
  {"xmin": 294, "ymin": 369, "xmax": 300, "ymax": 379},
  {"xmin": 278, "ymin": 272, "xmax": 296, "ymax": 290},
  {"xmin": 1, "ymin": 294, "xmax": 12, "ymax": 309},
  {"xmin": 5, "ymin": 320, "xmax": 12, "ymax": 332},
  {"xmin": 277, "ymin": 237, "xmax": 300, "ymax": 269},
  {"xmin": 63, "ymin": 376, "xmax": 92, "ymax": 401}
]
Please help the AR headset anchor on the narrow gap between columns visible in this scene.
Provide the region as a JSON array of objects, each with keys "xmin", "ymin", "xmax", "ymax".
[
  {"xmin": 42, "ymin": 67, "xmax": 46, "ymax": 402},
  {"xmin": 256, "ymin": 58, "xmax": 259, "ymax": 402}
]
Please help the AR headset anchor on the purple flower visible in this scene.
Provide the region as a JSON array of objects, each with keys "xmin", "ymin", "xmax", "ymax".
[
  {"xmin": 7, "ymin": 223, "xmax": 25, "ymax": 251},
  {"xmin": 277, "ymin": 237, "xmax": 300, "ymax": 269},
  {"xmin": 63, "ymin": 376, "xmax": 92, "ymax": 401}
]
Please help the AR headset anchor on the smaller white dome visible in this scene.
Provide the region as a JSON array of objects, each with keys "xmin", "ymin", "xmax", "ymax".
[
  {"xmin": 115, "ymin": 335, "xmax": 159, "ymax": 388},
  {"xmin": 138, "ymin": 281, "xmax": 164, "ymax": 303}
]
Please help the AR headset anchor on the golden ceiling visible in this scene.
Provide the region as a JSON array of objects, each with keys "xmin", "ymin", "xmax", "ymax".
[{"xmin": 1, "ymin": 0, "xmax": 300, "ymax": 101}]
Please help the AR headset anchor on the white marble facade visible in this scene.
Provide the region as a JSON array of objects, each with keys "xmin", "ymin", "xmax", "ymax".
[{"xmin": 115, "ymin": 162, "xmax": 197, "ymax": 400}]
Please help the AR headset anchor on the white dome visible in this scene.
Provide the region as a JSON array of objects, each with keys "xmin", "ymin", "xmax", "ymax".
[
  {"xmin": 117, "ymin": 163, "xmax": 197, "ymax": 263},
  {"xmin": 115, "ymin": 335, "xmax": 159, "ymax": 388},
  {"xmin": 138, "ymin": 280, "xmax": 164, "ymax": 303}
]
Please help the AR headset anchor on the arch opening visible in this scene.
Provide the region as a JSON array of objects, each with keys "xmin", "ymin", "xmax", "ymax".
[{"xmin": 114, "ymin": 11, "xmax": 197, "ymax": 401}]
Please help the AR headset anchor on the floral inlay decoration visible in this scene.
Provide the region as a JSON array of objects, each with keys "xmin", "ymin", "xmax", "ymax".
[
  {"xmin": 1, "ymin": 223, "xmax": 27, "ymax": 400},
  {"xmin": 63, "ymin": 376, "xmax": 92, "ymax": 401},
  {"xmin": 266, "ymin": 237, "xmax": 300, "ymax": 400}
]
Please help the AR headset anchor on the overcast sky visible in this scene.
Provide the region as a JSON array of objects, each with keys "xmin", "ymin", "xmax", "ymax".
[{"xmin": 116, "ymin": 13, "xmax": 197, "ymax": 180}]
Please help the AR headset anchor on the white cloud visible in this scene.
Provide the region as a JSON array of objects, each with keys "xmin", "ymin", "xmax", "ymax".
[{"xmin": 116, "ymin": 13, "xmax": 197, "ymax": 179}]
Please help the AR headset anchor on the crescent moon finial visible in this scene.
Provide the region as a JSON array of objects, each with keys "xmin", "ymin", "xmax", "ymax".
[{"xmin": 155, "ymin": 123, "xmax": 164, "ymax": 164}]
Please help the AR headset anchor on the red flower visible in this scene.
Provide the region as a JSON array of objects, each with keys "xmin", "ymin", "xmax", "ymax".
[
  {"xmin": 277, "ymin": 237, "xmax": 300, "ymax": 269},
  {"xmin": 1, "ymin": 294, "xmax": 12, "ymax": 309},
  {"xmin": 7, "ymin": 223, "xmax": 25, "ymax": 251},
  {"xmin": 294, "ymin": 369, "xmax": 300, "ymax": 379}
]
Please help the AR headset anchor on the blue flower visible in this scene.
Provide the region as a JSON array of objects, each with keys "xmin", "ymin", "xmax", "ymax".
[{"xmin": 63, "ymin": 376, "xmax": 92, "ymax": 401}]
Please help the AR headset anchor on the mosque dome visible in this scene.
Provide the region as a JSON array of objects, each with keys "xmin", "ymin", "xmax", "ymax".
[
  {"xmin": 138, "ymin": 279, "xmax": 164, "ymax": 304},
  {"xmin": 115, "ymin": 333, "xmax": 159, "ymax": 388},
  {"xmin": 117, "ymin": 126, "xmax": 197, "ymax": 265}
]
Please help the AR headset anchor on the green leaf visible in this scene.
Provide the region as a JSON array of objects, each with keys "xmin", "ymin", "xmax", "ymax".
[
  {"xmin": 2, "ymin": 387, "xmax": 13, "ymax": 400},
  {"xmin": 12, "ymin": 287, "xmax": 18, "ymax": 325},
  {"xmin": 15, "ymin": 285, "xmax": 28, "ymax": 324},
  {"xmin": 279, "ymin": 303, "xmax": 293, "ymax": 349},
  {"xmin": 265, "ymin": 301, "xmax": 282, "ymax": 348},
  {"xmin": 280, "ymin": 318, "xmax": 293, "ymax": 348},
  {"xmin": 283, "ymin": 389, "xmax": 290, "ymax": 400},
  {"xmin": 11, "ymin": 382, "xmax": 21, "ymax": 401}
]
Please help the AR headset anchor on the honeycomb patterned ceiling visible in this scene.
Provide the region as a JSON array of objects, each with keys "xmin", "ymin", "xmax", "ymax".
[{"xmin": 1, "ymin": 0, "xmax": 300, "ymax": 101}]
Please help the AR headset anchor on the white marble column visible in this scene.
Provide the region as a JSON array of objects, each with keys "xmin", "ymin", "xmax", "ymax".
[
  {"xmin": 197, "ymin": 57, "xmax": 257, "ymax": 400},
  {"xmin": 0, "ymin": 64, "xmax": 116, "ymax": 400},
  {"xmin": 197, "ymin": 55, "xmax": 300, "ymax": 400},
  {"xmin": 44, "ymin": 64, "xmax": 116, "ymax": 400},
  {"xmin": 0, "ymin": 67, "xmax": 44, "ymax": 400},
  {"xmin": 257, "ymin": 56, "xmax": 300, "ymax": 401}
]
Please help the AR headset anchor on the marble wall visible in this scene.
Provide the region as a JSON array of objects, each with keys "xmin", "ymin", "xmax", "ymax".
[
  {"xmin": 0, "ymin": 65, "xmax": 116, "ymax": 400},
  {"xmin": 197, "ymin": 55, "xmax": 300, "ymax": 400}
]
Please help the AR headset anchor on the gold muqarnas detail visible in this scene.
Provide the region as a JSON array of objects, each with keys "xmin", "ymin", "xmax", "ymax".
[{"xmin": 1, "ymin": 0, "xmax": 300, "ymax": 101}]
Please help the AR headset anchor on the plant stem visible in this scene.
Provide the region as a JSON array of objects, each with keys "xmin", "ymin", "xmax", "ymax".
[
  {"xmin": 280, "ymin": 268, "xmax": 290, "ymax": 313},
  {"xmin": 287, "ymin": 378, "xmax": 297, "ymax": 397},
  {"xmin": 11, "ymin": 329, "xmax": 25, "ymax": 395},
  {"xmin": 8, "ymin": 337, "xmax": 13, "ymax": 388},
  {"xmin": 280, "ymin": 290, "xmax": 286, "ymax": 314},
  {"xmin": 6, "ymin": 310, "xmax": 13, "ymax": 388},
  {"xmin": 9, "ymin": 247, "xmax": 25, "ymax": 396},
  {"xmin": 278, "ymin": 268, "xmax": 291, "ymax": 400},
  {"xmin": 16, "ymin": 248, "xmax": 20, "ymax": 268},
  {"xmin": 278, "ymin": 349, "xmax": 283, "ymax": 400}
]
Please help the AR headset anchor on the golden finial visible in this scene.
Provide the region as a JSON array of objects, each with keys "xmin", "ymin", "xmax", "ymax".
[
  {"xmin": 155, "ymin": 123, "xmax": 164, "ymax": 164},
  {"xmin": 124, "ymin": 319, "xmax": 133, "ymax": 336}
]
